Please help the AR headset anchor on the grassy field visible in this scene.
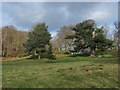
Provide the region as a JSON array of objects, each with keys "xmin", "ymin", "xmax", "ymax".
[{"xmin": 2, "ymin": 54, "xmax": 119, "ymax": 88}]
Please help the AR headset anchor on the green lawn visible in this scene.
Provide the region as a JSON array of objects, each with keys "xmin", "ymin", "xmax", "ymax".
[{"xmin": 2, "ymin": 54, "xmax": 119, "ymax": 88}]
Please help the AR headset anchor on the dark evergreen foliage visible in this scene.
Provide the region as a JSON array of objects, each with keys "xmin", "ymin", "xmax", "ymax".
[
  {"xmin": 46, "ymin": 43, "xmax": 56, "ymax": 60},
  {"xmin": 23, "ymin": 23, "xmax": 51, "ymax": 59},
  {"xmin": 66, "ymin": 20, "xmax": 113, "ymax": 56}
]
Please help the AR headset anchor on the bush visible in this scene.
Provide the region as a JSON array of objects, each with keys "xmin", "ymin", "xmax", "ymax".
[
  {"xmin": 22, "ymin": 53, "xmax": 28, "ymax": 57},
  {"xmin": 51, "ymin": 55, "xmax": 56, "ymax": 60},
  {"xmin": 64, "ymin": 51, "xmax": 70, "ymax": 54},
  {"xmin": 18, "ymin": 54, "xmax": 22, "ymax": 58},
  {"xmin": 95, "ymin": 49, "xmax": 106, "ymax": 56},
  {"xmin": 46, "ymin": 53, "xmax": 56, "ymax": 60},
  {"xmin": 18, "ymin": 53, "xmax": 28, "ymax": 58},
  {"xmin": 41, "ymin": 53, "xmax": 46, "ymax": 58},
  {"xmin": 95, "ymin": 49, "xmax": 119, "ymax": 57},
  {"xmin": 46, "ymin": 43, "xmax": 56, "ymax": 60},
  {"xmin": 81, "ymin": 50, "xmax": 90, "ymax": 56},
  {"xmin": 105, "ymin": 49, "xmax": 118, "ymax": 57}
]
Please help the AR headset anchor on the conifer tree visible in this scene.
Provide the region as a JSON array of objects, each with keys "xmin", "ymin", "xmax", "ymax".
[
  {"xmin": 66, "ymin": 20, "xmax": 113, "ymax": 56},
  {"xmin": 23, "ymin": 23, "xmax": 51, "ymax": 59},
  {"xmin": 46, "ymin": 43, "xmax": 56, "ymax": 62}
]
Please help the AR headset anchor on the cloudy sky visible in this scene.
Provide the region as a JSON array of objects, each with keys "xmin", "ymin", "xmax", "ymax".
[{"xmin": 1, "ymin": 2, "xmax": 118, "ymax": 36}]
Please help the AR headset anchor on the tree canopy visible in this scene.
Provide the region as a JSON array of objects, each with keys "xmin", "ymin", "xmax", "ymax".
[
  {"xmin": 66, "ymin": 19, "xmax": 113, "ymax": 56},
  {"xmin": 2, "ymin": 26, "xmax": 27, "ymax": 57},
  {"xmin": 23, "ymin": 23, "xmax": 51, "ymax": 59},
  {"xmin": 46, "ymin": 43, "xmax": 56, "ymax": 61},
  {"xmin": 51, "ymin": 25, "xmax": 74, "ymax": 54}
]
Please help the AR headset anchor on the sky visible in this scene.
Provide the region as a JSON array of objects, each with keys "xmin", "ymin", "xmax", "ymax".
[{"xmin": 1, "ymin": 2, "xmax": 118, "ymax": 37}]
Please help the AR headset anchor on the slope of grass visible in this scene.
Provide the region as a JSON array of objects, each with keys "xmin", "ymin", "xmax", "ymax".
[{"xmin": 2, "ymin": 54, "xmax": 118, "ymax": 88}]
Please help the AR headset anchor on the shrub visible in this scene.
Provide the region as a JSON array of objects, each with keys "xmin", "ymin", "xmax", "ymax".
[
  {"xmin": 18, "ymin": 53, "xmax": 28, "ymax": 58},
  {"xmin": 64, "ymin": 51, "xmax": 70, "ymax": 54},
  {"xmin": 81, "ymin": 50, "xmax": 90, "ymax": 56},
  {"xmin": 105, "ymin": 49, "xmax": 118, "ymax": 57},
  {"xmin": 41, "ymin": 53, "xmax": 46, "ymax": 58},
  {"xmin": 18, "ymin": 54, "xmax": 22, "ymax": 58},
  {"xmin": 95, "ymin": 49, "xmax": 106, "ymax": 56},
  {"xmin": 22, "ymin": 53, "xmax": 28, "ymax": 57},
  {"xmin": 46, "ymin": 43, "xmax": 56, "ymax": 60}
]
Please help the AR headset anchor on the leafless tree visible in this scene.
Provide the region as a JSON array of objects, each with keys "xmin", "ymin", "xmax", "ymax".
[{"xmin": 2, "ymin": 26, "xmax": 27, "ymax": 57}]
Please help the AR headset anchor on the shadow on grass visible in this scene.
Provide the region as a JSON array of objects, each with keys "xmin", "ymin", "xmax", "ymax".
[
  {"xmin": 91, "ymin": 57, "xmax": 118, "ymax": 64},
  {"xmin": 52, "ymin": 58, "xmax": 90, "ymax": 64},
  {"xmin": 25, "ymin": 54, "xmax": 118, "ymax": 65},
  {"xmin": 26, "ymin": 55, "xmax": 46, "ymax": 59},
  {"xmin": 53, "ymin": 55, "xmax": 118, "ymax": 64}
]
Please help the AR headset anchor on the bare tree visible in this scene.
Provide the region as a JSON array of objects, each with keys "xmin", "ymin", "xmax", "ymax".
[
  {"xmin": 114, "ymin": 22, "xmax": 119, "ymax": 50},
  {"xmin": 2, "ymin": 26, "xmax": 27, "ymax": 57},
  {"xmin": 51, "ymin": 25, "xmax": 75, "ymax": 54}
]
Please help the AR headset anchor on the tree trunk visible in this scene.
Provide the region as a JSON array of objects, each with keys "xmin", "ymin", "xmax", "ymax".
[
  {"xmin": 90, "ymin": 47, "xmax": 95, "ymax": 57},
  {"xmin": 38, "ymin": 54, "xmax": 41, "ymax": 59},
  {"xmin": 38, "ymin": 51, "xmax": 41, "ymax": 59}
]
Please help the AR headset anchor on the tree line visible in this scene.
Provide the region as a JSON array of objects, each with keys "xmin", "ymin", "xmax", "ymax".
[
  {"xmin": 2, "ymin": 26, "xmax": 27, "ymax": 57},
  {"xmin": 1, "ymin": 19, "xmax": 119, "ymax": 59}
]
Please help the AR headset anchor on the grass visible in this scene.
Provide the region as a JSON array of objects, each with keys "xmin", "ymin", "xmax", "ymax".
[
  {"xmin": 2, "ymin": 54, "xmax": 119, "ymax": 88},
  {"xmin": 103, "ymin": 55, "xmax": 113, "ymax": 58}
]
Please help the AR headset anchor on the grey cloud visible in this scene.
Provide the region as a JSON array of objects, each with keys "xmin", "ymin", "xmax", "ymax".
[{"xmin": 2, "ymin": 2, "xmax": 118, "ymax": 34}]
